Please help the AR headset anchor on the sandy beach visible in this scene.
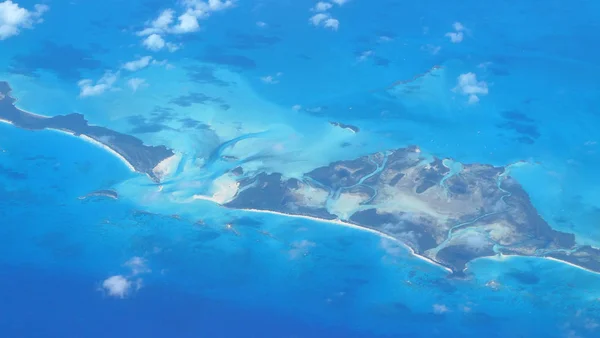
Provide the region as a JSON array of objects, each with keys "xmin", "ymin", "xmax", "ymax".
[
  {"xmin": 472, "ymin": 254, "xmax": 600, "ymax": 276},
  {"xmin": 1, "ymin": 100, "xmax": 138, "ymax": 174},
  {"xmin": 189, "ymin": 192, "xmax": 454, "ymax": 273},
  {"xmin": 0, "ymin": 118, "xmax": 14, "ymax": 125},
  {"xmin": 241, "ymin": 208, "xmax": 454, "ymax": 273},
  {"xmin": 152, "ymin": 154, "xmax": 180, "ymax": 180},
  {"xmin": 542, "ymin": 256, "xmax": 600, "ymax": 275},
  {"xmin": 79, "ymin": 135, "xmax": 136, "ymax": 172},
  {"xmin": 44, "ymin": 127, "xmax": 137, "ymax": 173}
]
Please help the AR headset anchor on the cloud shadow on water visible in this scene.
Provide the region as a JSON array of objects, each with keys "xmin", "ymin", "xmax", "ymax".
[
  {"xmin": 196, "ymin": 48, "xmax": 257, "ymax": 71},
  {"xmin": 496, "ymin": 109, "xmax": 540, "ymax": 145},
  {"xmin": 226, "ymin": 32, "xmax": 282, "ymax": 50},
  {"xmin": 8, "ymin": 42, "xmax": 103, "ymax": 81},
  {"xmin": 185, "ymin": 66, "xmax": 231, "ymax": 87},
  {"xmin": 169, "ymin": 92, "xmax": 226, "ymax": 108}
]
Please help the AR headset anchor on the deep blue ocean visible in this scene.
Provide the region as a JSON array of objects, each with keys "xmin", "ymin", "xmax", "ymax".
[{"xmin": 1, "ymin": 0, "xmax": 600, "ymax": 337}]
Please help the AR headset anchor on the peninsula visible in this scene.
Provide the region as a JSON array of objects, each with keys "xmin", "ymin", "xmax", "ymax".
[{"xmin": 0, "ymin": 82, "xmax": 173, "ymax": 181}]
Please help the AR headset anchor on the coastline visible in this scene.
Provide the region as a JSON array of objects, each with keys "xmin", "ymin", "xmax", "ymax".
[
  {"xmin": 79, "ymin": 135, "xmax": 136, "ymax": 172},
  {"xmin": 190, "ymin": 193, "xmax": 454, "ymax": 273},
  {"xmin": 191, "ymin": 194, "xmax": 600, "ymax": 276},
  {"xmin": 468, "ymin": 254, "xmax": 600, "ymax": 276},
  {"xmin": 152, "ymin": 154, "xmax": 180, "ymax": 181},
  {"xmin": 542, "ymin": 256, "xmax": 600, "ymax": 275},
  {"xmin": 0, "ymin": 118, "xmax": 14, "ymax": 125},
  {"xmin": 1, "ymin": 90, "xmax": 141, "ymax": 174},
  {"xmin": 11, "ymin": 94, "xmax": 52, "ymax": 119},
  {"xmin": 237, "ymin": 208, "xmax": 454, "ymax": 273},
  {"xmin": 1, "ymin": 96, "xmax": 139, "ymax": 174},
  {"xmin": 44, "ymin": 127, "xmax": 137, "ymax": 173},
  {"xmin": 4, "ymin": 100, "xmax": 595, "ymax": 278}
]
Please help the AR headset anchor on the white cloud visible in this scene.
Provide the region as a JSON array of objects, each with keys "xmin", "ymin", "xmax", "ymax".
[
  {"xmin": 151, "ymin": 59, "xmax": 174, "ymax": 69},
  {"xmin": 357, "ymin": 50, "xmax": 373, "ymax": 62},
  {"xmin": 445, "ymin": 22, "xmax": 465, "ymax": 43},
  {"xmin": 209, "ymin": 0, "xmax": 235, "ymax": 11},
  {"xmin": 123, "ymin": 56, "xmax": 152, "ymax": 71},
  {"xmin": 172, "ymin": 10, "xmax": 200, "ymax": 34},
  {"xmin": 261, "ymin": 75, "xmax": 277, "ymax": 84},
  {"xmin": 433, "ymin": 304, "xmax": 449, "ymax": 314},
  {"xmin": 100, "ymin": 257, "xmax": 151, "ymax": 298},
  {"xmin": 185, "ymin": 0, "xmax": 235, "ymax": 12},
  {"xmin": 477, "ymin": 61, "xmax": 493, "ymax": 69},
  {"xmin": 127, "ymin": 78, "xmax": 147, "ymax": 92},
  {"xmin": 151, "ymin": 59, "xmax": 167, "ymax": 66},
  {"xmin": 324, "ymin": 18, "xmax": 339, "ymax": 30},
  {"xmin": 153, "ymin": 9, "xmax": 175, "ymax": 30},
  {"xmin": 0, "ymin": 1, "xmax": 48, "ymax": 40},
  {"xmin": 256, "ymin": 21, "xmax": 267, "ymax": 28},
  {"xmin": 421, "ymin": 44, "xmax": 442, "ymax": 55},
  {"xmin": 309, "ymin": 13, "xmax": 339, "ymax": 30},
  {"xmin": 454, "ymin": 72, "xmax": 488, "ymax": 104},
  {"xmin": 313, "ymin": 2, "xmax": 332, "ymax": 12},
  {"xmin": 453, "ymin": 22, "xmax": 465, "ymax": 32},
  {"xmin": 467, "ymin": 94, "xmax": 480, "ymax": 104},
  {"xmin": 331, "ymin": 0, "xmax": 349, "ymax": 5},
  {"xmin": 124, "ymin": 256, "xmax": 151, "ymax": 274},
  {"xmin": 78, "ymin": 71, "xmax": 119, "ymax": 97},
  {"xmin": 292, "ymin": 104, "xmax": 302, "ymax": 111},
  {"xmin": 178, "ymin": 0, "xmax": 235, "ymax": 20},
  {"xmin": 136, "ymin": 9, "xmax": 174, "ymax": 36},
  {"xmin": 377, "ymin": 35, "xmax": 393, "ymax": 43},
  {"xmin": 445, "ymin": 31, "xmax": 463, "ymax": 43},
  {"xmin": 261, "ymin": 72, "xmax": 282, "ymax": 84},
  {"xmin": 289, "ymin": 240, "xmax": 316, "ymax": 259},
  {"xmin": 136, "ymin": 2, "xmax": 236, "ymax": 51},
  {"xmin": 305, "ymin": 106, "xmax": 323, "ymax": 114},
  {"xmin": 143, "ymin": 33, "xmax": 166, "ymax": 51},
  {"xmin": 166, "ymin": 42, "xmax": 181, "ymax": 52},
  {"xmin": 310, "ymin": 13, "xmax": 329, "ymax": 26},
  {"xmin": 102, "ymin": 275, "xmax": 132, "ymax": 298},
  {"xmin": 380, "ymin": 238, "xmax": 404, "ymax": 257}
]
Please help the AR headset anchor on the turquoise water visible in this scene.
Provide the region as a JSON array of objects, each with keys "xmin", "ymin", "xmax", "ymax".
[
  {"xmin": 1, "ymin": 0, "xmax": 600, "ymax": 337},
  {"xmin": 2, "ymin": 123, "xmax": 600, "ymax": 337}
]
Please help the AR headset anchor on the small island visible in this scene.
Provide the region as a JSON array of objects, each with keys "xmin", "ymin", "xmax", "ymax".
[
  {"xmin": 78, "ymin": 189, "xmax": 119, "ymax": 200},
  {"xmin": 329, "ymin": 121, "xmax": 360, "ymax": 133}
]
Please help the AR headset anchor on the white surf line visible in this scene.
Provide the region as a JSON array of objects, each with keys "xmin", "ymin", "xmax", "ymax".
[
  {"xmin": 241, "ymin": 208, "xmax": 454, "ymax": 273},
  {"xmin": 195, "ymin": 195, "xmax": 600, "ymax": 276},
  {"xmin": 44, "ymin": 128, "xmax": 137, "ymax": 173},
  {"xmin": 13, "ymin": 101, "xmax": 50, "ymax": 118},
  {"xmin": 3, "ymin": 98, "xmax": 139, "ymax": 173},
  {"xmin": 471, "ymin": 254, "xmax": 600, "ymax": 276},
  {"xmin": 1, "ymin": 114, "xmax": 138, "ymax": 173},
  {"xmin": 79, "ymin": 135, "xmax": 136, "ymax": 172},
  {"xmin": 0, "ymin": 118, "xmax": 14, "ymax": 125},
  {"xmin": 541, "ymin": 256, "xmax": 600, "ymax": 275},
  {"xmin": 190, "ymin": 194, "xmax": 453, "ymax": 273}
]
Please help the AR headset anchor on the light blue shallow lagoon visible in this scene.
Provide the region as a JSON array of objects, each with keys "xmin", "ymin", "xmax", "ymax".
[{"xmin": 1, "ymin": 0, "xmax": 599, "ymax": 337}]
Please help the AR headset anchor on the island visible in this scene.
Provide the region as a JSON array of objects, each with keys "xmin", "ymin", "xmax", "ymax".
[
  {"xmin": 0, "ymin": 81, "xmax": 173, "ymax": 182},
  {"xmin": 225, "ymin": 147, "xmax": 600, "ymax": 276},
  {"xmin": 2, "ymin": 80, "xmax": 599, "ymax": 276},
  {"xmin": 78, "ymin": 189, "xmax": 119, "ymax": 200},
  {"xmin": 329, "ymin": 121, "xmax": 360, "ymax": 133}
]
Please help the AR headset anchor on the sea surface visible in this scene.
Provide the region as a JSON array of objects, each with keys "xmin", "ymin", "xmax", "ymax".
[{"xmin": 1, "ymin": 0, "xmax": 600, "ymax": 337}]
